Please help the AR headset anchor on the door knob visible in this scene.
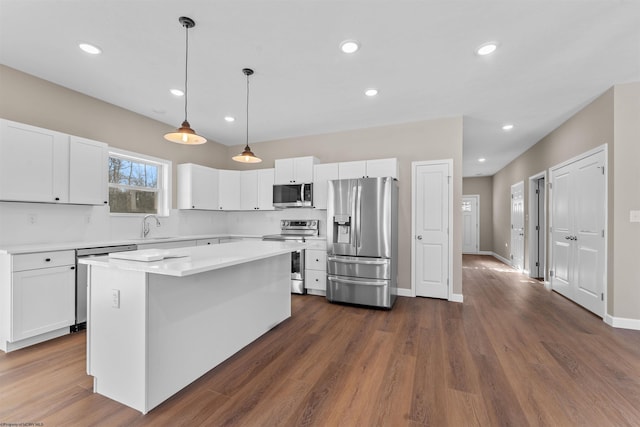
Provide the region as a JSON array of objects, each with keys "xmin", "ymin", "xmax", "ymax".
[
  {"xmin": 416, "ymin": 235, "xmax": 422, "ymax": 240},
  {"xmin": 565, "ymin": 236, "xmax": 571, "ymax": 240}
]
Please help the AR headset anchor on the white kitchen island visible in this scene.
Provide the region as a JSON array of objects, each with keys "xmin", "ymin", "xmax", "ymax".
[{"xmin": 80, "ymin": 240, "xmax": 300, "ymax": 414}]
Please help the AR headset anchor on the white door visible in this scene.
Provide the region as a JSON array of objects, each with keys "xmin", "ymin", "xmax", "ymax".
[
  {"xmin": 412, "ymin": 160, "xmax": 451, "ymax": 299},
  {"xmin": 462, "ymin": 195, "xmax": 479, "ymax": 253},
  {"xmin": 510, "ymin": 181, "xmax": 525, "ymax": 271},
  {"xmin": 550, "ymin": 148, "xmax": 606, "ymax": 317}
]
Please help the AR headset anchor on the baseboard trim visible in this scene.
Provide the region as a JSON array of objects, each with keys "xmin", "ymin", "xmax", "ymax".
[
  {"xmin": 397, "ymin": 288, "xmax": 413, "ymax": 298},
  {"xmin": 605, "ymin": 314, "xmax": 640, "ymax": 330},
  {"xmin": 477, "ymin": 250, "xmax": 493, "ymax": 255},
  {"xmin": 450, "ymin": 293, "xmax": 464, "ymax": 303},
  {"xmin": 491, "ymin": 252, "xmax": 512, "ymax": 266}
]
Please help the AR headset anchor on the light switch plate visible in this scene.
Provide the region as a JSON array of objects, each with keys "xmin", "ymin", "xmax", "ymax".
[{"xmin": 630, "ymin": 210, "xmax": 640, "ymax": 223}]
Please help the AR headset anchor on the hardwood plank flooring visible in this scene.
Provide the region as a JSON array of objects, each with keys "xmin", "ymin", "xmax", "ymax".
[{"xmin": 2, "ymin": 254, "xmax": 640, "ymax": 426}]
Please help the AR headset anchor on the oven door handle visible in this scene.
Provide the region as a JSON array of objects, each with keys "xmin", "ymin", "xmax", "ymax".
[
  {"xmin": 327, "ymin": 256, "xmax": 388, "ymax": 265},
  {"xmin": 327, "ymin": 276, "xmax": 388, "ymax": 286}
]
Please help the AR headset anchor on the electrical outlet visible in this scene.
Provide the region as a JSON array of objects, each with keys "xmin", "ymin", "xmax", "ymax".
[
  {"xmin": 27, "ymin": 214, "xmax": 37, "ymax": 224},
  {"xmin": 630, "ymin": 210, "xmax": 640, "ymax": 223},
  {"xmin": 111, "ymin": 289, "xmax": 120, "ymax": 309}
]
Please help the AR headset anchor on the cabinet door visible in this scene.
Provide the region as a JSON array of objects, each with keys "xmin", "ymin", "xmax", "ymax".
[
  {"xmin": 0, "ymin": 119, "xmax": 69, "ymax": 203},
  {"xmin": 69, "ymin": 136, "xmax": 108, "ymax": 205},
  {"xmin": 293, "ymin": 157, "xmax": 316, "ymax": 183},
  {"xmin": 366, "ymin": 158, "xmax": 398, "ymax": 179},
  {"xmin": 178, "ymin": 164, "xmax": 219, "ymax": 210},
  {"xmin": 313, "ymin": 163, "xmax": 339, "ymax": 209},
  {"xmin": 240, "ymin": 170, "xmax": 258, "ymax": 210},
  {"xmin": 218, "ymin": 170, "xmax": 241, "ymax": 210},
  {"xmin": 274, "ymin": 158, "xmax": 295, "ymax": 184},
  {"xmin": 338, "ymin": 161, "xmax": 366, "ymax": 179},
  {"xmin": 257, "ymin": 169, "xmax": 275, "ymax": 210},
  {"xmin": 12, "ymin": 265, "xmax": 75, "ymax": 341}
]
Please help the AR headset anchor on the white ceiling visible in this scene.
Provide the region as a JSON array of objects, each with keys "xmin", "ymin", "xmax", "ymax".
[{"xmin": 1, "ymin": 1, "xmax": 639, "ymax": 176}]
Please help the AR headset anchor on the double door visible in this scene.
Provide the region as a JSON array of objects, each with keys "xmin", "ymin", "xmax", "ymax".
[{"xmin": 550, "ymin": 149, "xmax": 606, "ymax": 317}]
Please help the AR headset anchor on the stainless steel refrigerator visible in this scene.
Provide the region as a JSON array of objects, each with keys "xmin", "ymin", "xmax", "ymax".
[{"xmin": 326, "ymin": 177, "xmax": 398, "ymax": 308}]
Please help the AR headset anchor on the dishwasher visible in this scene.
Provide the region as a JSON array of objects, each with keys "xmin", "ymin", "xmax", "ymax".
[{"xmin": 74, "ymin": 244, "xmax": 138, "ymax": 331}]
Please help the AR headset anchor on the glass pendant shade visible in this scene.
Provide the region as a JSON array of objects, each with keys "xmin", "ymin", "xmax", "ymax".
[
  {"xmin": 164, "ymin": 120, "xmax": 207, "ymax": 145},
  {"xmin": 233, "ymin": 68, "xmax": 261, "ymax": 163},
  {"xmin": 164, "ymin": 16, "xmax": 206, "ymax": 145}
]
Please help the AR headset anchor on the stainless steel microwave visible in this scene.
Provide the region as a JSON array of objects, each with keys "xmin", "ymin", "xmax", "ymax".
[{"xmin": 273, "ymin": 183, "xmax": 313, "ymax": 208}]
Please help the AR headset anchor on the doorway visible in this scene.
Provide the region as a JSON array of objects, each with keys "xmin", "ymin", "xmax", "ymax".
[
  {"xmin": 411, "ymin": 159, "xmax": 453, "ymax": 300},
  {"xmin": 528, "ymin": 173, "xmax": 546, "ymax": 280},
  {"xmin": 462, "ymin": 195, "xmax": 479, "ymax": 254},
  {"xmin": 510, "ymin": 181, "xmax": 525, "ymax": 272}
]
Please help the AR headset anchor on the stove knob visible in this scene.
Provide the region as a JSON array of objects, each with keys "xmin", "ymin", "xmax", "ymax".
[
  {"xmin": 311, "ymin": 220, "xmax": 317, "ymax": 227},
  {"xmin": 283, "ymin": 220, "xmax": 289, "ymax": 227}
]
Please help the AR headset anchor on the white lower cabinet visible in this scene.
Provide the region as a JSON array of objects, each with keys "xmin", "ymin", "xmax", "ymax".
[
  {"xmin": 1, "ymin": 250, "xmax": 76, "ymax": 351},
  {"xmin": 305, "ymin": 243, "xmax": 327, "ymax": 295}
]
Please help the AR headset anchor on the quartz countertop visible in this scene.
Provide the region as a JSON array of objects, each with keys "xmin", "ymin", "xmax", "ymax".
[
  {"xmin": 78, "ymin": 240, "xmax": 304, "ymax": 277},
  {"xmin": 0, "ymin": 234, "xmax": 265, "ymax": 255}
]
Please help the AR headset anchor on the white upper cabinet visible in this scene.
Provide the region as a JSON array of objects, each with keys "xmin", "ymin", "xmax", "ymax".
[
  {"xmin": 177, "ymin": 163, "xmax": 219, "ymax": 210},
  {"xmin": 274, "ymin": 156, "xmax": 319, "ymax": 184},
  {"xmin": 338, "ymin": 158, "xmax": 398, "ymax": 180},
  {"xmin": 337, "ymin": 161, "xmax": 366, "ymax": 180},
  {"xmin": 240, "ymin": 168, "xmax": 275, "ymax": 210},
  {"xmin": 313, "ymin": 163, "xmax": 339, "ymax": 209},
  {"xmin": 68, "ymin": 136, "xmax": 108, "ymax": 205},
  {"xmin": 0, "ymin": 119, "xmax": 69, "ymax": 203},
  {"xmin": 218, "ymin": 170, "xmax": 241, "ymax": 210}
]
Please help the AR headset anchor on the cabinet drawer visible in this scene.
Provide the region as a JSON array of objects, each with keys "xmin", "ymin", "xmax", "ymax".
[
  {"xmin": 305, "ymin": 269, "xmax": 326, "ymax": 291},
  {"xmin": 306, "ymin": 249, "xmax": 326, "ymax": 271},
  {"xmin": 305, "ymin": 239, "xmax": 326, "ymax": 250},
  {"xmin": 12, "ymin": 250, "xmax": 75, "ymax": 272},
  {"xmin": 196, "ymin": 238, "xmax": 220, "ymax": 246}
]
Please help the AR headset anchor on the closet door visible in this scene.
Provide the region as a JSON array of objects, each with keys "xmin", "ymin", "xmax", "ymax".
[{"xmin": 550, "ymin": 148, "xmax": 606, "ymax": 317}]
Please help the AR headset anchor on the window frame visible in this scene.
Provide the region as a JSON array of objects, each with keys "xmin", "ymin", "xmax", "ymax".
[{"xmin": 107, "ymin": 148, "xmax": 172, "ymax": 217}]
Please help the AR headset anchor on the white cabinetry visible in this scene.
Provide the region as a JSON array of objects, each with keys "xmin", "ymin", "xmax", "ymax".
[
  {"xmin": 0, "ymin": 250, "xmax": 75, "ymax": 352},
  {"xmin": 69, "ymin": 136, "xmax": 108, "ymax": 205},
  {"xmin": 313, "ymin": 163, "xmax": 339, "ymax": 209},
  {"xmin": 0, "ymin": 119, "xmax": 109, "ymax": 205},
  {"xmin": 177, "ymin": 163, "xmax": 219, "ymax": 210},
  {"xmin": 218, "ymin": 170, "xmax": 241, "ymax": 210},
  {"xmin": 274, "ymin": 156, "xmax": 319, "ymax": 184},
  {"xmin": 305, "ymin": 240, "xmax": 327, "ymax": 295},
  {"xmin": 0, "ymin": 119, "xmax": 69, "ymax": 203},
  {"xmin": 240, "ymin": 169, "xmax": 275, "ymax": 210},
  {"xmin": 196, "ymin": 238, "xmax": 220, "ymax": 246},
  {"xmin": 338, "ymin": 158, "xmax": 398, "ymax": 179}
]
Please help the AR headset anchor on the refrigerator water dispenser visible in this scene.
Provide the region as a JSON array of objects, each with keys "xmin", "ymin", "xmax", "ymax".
[{"xmin": 333, "ymin": 214, "xmax": 351, "ymax": 244}]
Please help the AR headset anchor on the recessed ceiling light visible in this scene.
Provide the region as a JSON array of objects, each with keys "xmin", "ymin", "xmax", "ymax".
[
  {"xmin": 365, "ymin": 88, "xmax": 378, "ymax": 97},
  {"xmin": 170, "ymin": 89, "xmax": 184, "ymax": 97},
  {"xmin": 79, "ymin": 43, "xmax": 102, "ymax": 55},
  {"xmin": 224, "ymin": 116, "xmax": 235, "ymax": 123},
  {"xmin": 476, "ymin": 42, "xmax": 498, "ymax": 56},
  {"xmin": 502, "ymin": 124, "xmax": 514, "ymax": 131},
  {"xmin": 340, "ymin": 40, "xmax": 360, "ymax": 54},
  {"xmin": 478, "ymin": 158, "xmax": 486, "ymax": 163}
]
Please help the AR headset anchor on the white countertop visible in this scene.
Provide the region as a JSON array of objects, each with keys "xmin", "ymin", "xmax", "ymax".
[{"xmin": 78, "ymin": 240, "xmax": 304, "ymax": 277}]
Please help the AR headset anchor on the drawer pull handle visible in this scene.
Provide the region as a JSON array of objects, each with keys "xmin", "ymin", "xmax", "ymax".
[
  {"xmin": 54, "ymin": 197, "xmax": 60, "ymax": 201},
  {"xmin": 45, "ymin": 258, "xmax": 51, "ymax": 262},
  {"xmin": 70, "ymin": 266, "xmax": 75, "ymax": 270}
]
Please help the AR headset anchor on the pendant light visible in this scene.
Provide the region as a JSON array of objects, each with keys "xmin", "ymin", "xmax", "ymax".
[
  {"xmin": 232, "ymin": 68, "xmax": 262, "ymax": 163},
  {"xmin": 164, "ymin": 16, "xmax": 206, "ymax": 145}
]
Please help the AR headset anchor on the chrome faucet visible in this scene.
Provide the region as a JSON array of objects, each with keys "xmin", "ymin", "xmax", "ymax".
[{"xmin": 142, "ymin": 214, "xmax": 161, "ymax": 238}]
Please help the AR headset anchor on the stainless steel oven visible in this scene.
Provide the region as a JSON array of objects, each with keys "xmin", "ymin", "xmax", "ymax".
[{"xmin": 262, "ymin": 219, "xmax": 319, "ymax": 294}]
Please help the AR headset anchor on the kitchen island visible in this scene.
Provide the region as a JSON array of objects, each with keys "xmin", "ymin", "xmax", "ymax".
[{"xmin": 80, "ymin": 240, "xmax": 301, "ymax": 414}]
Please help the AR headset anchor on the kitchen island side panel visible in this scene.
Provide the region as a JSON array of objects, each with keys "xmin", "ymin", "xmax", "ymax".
[
  {"xmin": 88, "ymin": 266, "xmax": 148, "ymax": 413},
  {"xmin": 146, "ymin": 253, "xmax": 291, "ymax": 412}
]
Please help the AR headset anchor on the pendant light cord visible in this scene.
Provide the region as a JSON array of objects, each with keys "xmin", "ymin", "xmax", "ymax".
[
  {"xmin": 184, "ymin": 23, "xmax": 189, "ymax": 122},
  {"xmin": 246, "ymin": 72, "xmax": 250, "ymax": 149}
]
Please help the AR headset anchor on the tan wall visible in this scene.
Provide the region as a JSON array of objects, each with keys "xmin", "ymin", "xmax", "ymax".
[
  {"xmin": 225, "ymin": 118, "xmax": 464, "ymax": 294},
  {"xmin": 492, "ymin": 88, "xmax": 614, "ymax": 264},
  {"xmin": 0, "ymin": 65, "xmax": 229, "ymax": 207},
  {"xmin": 463, "ymin": 176, "xmax": 493, "ymax": 252},
  {"xmin": 612, "ymin": 82, "xmax": 640, "ymax": 319}
]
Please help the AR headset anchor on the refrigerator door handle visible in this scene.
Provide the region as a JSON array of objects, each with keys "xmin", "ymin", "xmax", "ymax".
[
  {"xmin": 354, "ymin": 181, "xmax": 362, "ymax": 251},
  {"xmin": 328, "ymin": 256, "xmax": 389, "ymax": 265},
  {"xmin": 327, "ymin": 276, "xmax": 388, "ymax": 286}
]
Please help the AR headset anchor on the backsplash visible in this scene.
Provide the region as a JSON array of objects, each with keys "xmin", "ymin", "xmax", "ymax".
[{"xmin": 0, "ymin": 202, "xmax": 326, "ymax": 247}]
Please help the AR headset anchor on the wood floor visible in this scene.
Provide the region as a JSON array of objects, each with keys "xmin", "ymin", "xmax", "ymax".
[{"xmin": 2, "ymin": 255, "xmax": 640, "ymax": 426}]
